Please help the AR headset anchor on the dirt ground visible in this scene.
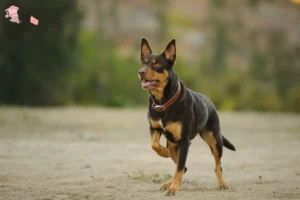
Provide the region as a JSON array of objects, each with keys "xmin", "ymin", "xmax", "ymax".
[{"xmin": 0, "ymin": 107, "xmax": 299, "ymax": 200}]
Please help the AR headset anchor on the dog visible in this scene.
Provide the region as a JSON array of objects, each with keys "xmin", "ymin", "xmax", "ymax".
[{"xmin": 138, "ymin": 38, "xmax": 236, "ymax": 196}]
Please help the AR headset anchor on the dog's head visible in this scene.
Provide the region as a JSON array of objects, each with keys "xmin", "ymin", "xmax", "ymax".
[{"xmin": 138, "ymin": 38, "xmax": 176, "ymax": 90}]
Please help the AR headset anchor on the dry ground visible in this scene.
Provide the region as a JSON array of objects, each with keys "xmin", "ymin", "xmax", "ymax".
[{"xmin": 0, "ymin": 107, "xmax": 300, "ymax": 200}]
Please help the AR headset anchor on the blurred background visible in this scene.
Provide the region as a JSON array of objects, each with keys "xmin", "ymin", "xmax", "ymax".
[{"xmin": 1, "ymin": 0, "xmax": 300, "ymax": 112}]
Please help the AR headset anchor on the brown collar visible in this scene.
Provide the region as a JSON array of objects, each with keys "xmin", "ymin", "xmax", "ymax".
[{"xmin": 150, "ymin": 81, "xmax": 181, "ymax": 112}]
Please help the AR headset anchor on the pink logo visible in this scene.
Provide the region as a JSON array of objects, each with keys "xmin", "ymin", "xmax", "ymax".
[
  {"xmin": 5, "ymin": 5, "xmax": 39, "ymax": 25},
  {"xmin": 5, "ymin": 5, "xmax": 21, "ymax": 24},
  {"xmin": 30, "ymin": 16, "xmax": 39, "ymax": 25}
]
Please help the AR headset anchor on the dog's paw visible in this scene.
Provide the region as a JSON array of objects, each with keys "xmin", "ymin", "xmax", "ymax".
[
  {"xmin": 161, "ymin": 181, "xmax": 172, "ymax": 191},
  {"xmin": 219, "ymin": 182, "xmax": 230, "ymax": 190},
  {"xmin": 165, "ymin": 185, "xmax": 178, "ymax": 196}
]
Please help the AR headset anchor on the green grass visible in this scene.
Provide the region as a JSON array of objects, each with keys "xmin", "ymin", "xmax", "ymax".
[{"xmin": 124, "ymin": 170, "xmax": 172, "ymax": 184}]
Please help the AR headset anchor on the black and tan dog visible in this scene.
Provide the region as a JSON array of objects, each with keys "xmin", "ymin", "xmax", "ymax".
[{"xmin": 138, "ymin": 38, "xmax": 236, "ymax": 196}]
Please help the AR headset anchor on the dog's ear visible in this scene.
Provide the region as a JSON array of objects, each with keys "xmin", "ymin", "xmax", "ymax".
[
  {"xmin": 141, "ymin": 38, "xmax": 152, "ymax": 61},
  {"xmin": 162, "ymin": 39, "xmax": 176, "ymax": 64}
]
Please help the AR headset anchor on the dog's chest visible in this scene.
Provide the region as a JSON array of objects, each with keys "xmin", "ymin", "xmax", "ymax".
[
  {"xmin": 149, "ymin": 117, "xmax": 181, "ymax": 142},
  {"xmin": 157, "ymin": 118, "xmax": 168, "ymax": 132},
  {"xmin": 157, "ymin": 118, "xmax": 181, "ymax": 143},
  {"xmin": 158, "ymin": 119, "xmax": 164, "ymax": 128}
]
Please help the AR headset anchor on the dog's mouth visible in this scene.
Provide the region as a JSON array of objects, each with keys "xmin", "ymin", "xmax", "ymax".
[{"xmin": 141, "ymin": 78, "xmax": 159, "ymax": 89}]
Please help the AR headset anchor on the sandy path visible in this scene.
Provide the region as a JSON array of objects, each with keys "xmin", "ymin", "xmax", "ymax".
[{"xmin": 0, "ymin": 107, "xmax": 300, "ymax": 200}]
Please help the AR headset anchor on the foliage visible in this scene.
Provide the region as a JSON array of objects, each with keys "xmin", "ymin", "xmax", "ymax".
[
  {"xmin": 124, "ymin": 170, "xmax": 172, "ymax": 184},
  {"xmin": 71, "ymin": 32, "xmax": 147, "ymax": 107}
]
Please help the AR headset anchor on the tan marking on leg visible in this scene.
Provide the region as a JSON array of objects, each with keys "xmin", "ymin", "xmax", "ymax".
[
  {"xmin": 165, "ymin": 122, "xmax": 182, "ymax": 141},
  {"xmin": 201, "ymin": 131, "xmax": 230, "ymax": 190},
  {"xmin": 161, "ymin": 141, "xmax": 178, "ymax": 190},
  {"xmin": 149, "ymin": 118, "xmax": 162, "ymax": 129},
  {"xmin": 168, "ymin": 141, "xmax": 178, "ymax": 164},
  {"xmin": 166, "ymin": 168, "xmax": 184, "ymax": 196},
  {"xmin": 151, "ymin": 131, "xmax": 170, "ymax": 158}
]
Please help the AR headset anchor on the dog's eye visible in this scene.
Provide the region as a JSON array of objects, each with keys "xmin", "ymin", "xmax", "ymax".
[{"xmin": 144, "ymin": 58, "xmax": 148, "ymax": 63}]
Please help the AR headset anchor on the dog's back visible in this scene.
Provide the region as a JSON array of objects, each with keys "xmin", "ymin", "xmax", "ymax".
[{"xmin": 186, "ymin": 87, "xmax": 217, "ymax": 137}]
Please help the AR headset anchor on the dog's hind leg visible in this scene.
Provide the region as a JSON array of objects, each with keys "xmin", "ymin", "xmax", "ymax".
[{"xmin": 199, "ymin": 120, "xmax": 230, "ymax": 190}]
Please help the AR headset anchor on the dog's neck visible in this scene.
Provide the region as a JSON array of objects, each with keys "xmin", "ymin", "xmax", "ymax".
[{"xmin": 150, "ymin": 71, "xmax": 179, "ymax": 105}]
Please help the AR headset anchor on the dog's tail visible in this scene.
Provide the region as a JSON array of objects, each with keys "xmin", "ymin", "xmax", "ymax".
[{"xmin": 222, "ymin": 135, "xmax": 236, "ymax": 151}]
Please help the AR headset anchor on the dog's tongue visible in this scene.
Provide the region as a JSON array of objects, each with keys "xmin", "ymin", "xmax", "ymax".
[
  {"xmin": 141, "ymin": 80, "xmax": 157, "ymax": 89},
  {"xmin": 142, "ymin": 80, "xmax": 151, "ymax": 87}
]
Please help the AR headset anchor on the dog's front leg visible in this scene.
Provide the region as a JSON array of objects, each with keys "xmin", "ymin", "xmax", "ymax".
[
  {"xmin": 165, "ymin": 137, "xmax": 190, "ymax": 196},
  {"xmin": 150, "ymin": 127, "xmax": 170, "ymax": 158}
]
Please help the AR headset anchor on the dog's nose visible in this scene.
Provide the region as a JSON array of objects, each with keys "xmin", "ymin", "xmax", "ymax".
[{"xmin": 138, "ymin": 67, "xmax": 147, "ymax": 75}]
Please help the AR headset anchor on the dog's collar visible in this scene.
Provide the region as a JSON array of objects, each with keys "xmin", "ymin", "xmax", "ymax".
[{"xmin": 150, "ymin": 81, "xmax": 181, "ymax": 112}]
